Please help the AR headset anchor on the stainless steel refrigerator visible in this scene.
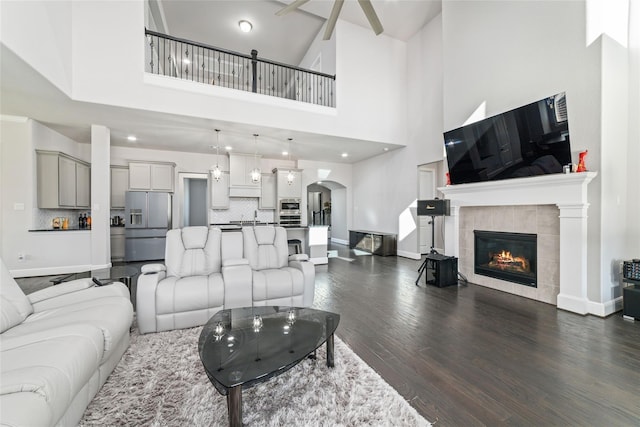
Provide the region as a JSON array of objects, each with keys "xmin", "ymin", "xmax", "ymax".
[{"xmin": 125, "ymin": 191, "xmax": 172, "ymax": 262}]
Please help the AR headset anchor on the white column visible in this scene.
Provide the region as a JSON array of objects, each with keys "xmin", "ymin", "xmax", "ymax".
[
  {"xmin": 443, "ymin": 205, "xmax": 460, "ymax": 257},
  {"xmin": 556, "ymin": 203, "xmax": 590, "ymax": 315},
  {"xmin": 90, "ymin": 125, "xmax": 111, "ymax": 269}
]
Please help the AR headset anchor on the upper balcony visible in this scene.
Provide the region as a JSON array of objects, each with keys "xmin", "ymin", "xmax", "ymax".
[
  {"xmin": 1, "ymin": 0, "xmax": 408, "ymax": 154},
  {"xmin": 145, "ymin": 29, "xmax": 336, "ymax": 108}
]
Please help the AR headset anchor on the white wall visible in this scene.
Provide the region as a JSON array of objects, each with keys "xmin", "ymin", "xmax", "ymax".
[
  {"xmin": 0, "ymin": 117, "xmax": 92, "ymax": 276},
  {"xmin": 65, "ymin": 1, "xmax": 406, "ymax": 147},
  {"xmin": 297, "ymin": 159, "xmax": 352, "ymax": 240},
  {"xmin": 442, "ymin": 0, "xmax": 635, "ymax": 311},
  {"xmin": 628, "ymin": 0, "xmax": 640, "ymax": 258},
  {"xmin": 1, "ymin": 1, "xmax": 408, "ymax": 148},
  {"xmin": 0, "ymin": 0, "xmax": 72, "ymax": 94},
  {"xmin": 351, "ymin": 14, "xmax": 444, "ymax": 259},
  {"xmin": 298, "ymin": 23, "xmax": 337, "ymax": 75},
  {"xmin": 330, "ymin": 187, "xmax": 348, "ymax": 243},
  {"xmin": 90, "ymin": 125, "xmax": 111, "ymax": 269}
]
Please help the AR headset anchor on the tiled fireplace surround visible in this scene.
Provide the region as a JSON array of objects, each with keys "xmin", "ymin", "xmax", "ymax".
[
  {"xmin": 458, "ymin": 205, "xmax": 559, "ymax": 304},
  {"xmin": 440, "ymin": 172, "xmax": 597, "ymax": 315}
]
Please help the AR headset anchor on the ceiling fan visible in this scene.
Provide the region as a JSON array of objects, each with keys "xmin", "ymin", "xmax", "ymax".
[{"xmin": 276, "ymin": 0, "xmax": 384, "ymax": 40}]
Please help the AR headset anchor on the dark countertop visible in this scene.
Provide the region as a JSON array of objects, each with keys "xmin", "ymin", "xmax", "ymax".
[
  {"xmin": 29, "ymin": 228, "xmax": 91, "ymax": 232},
  {"xmin": 210, "ymin": 223, "xmax": 308, "ymax": 231}
]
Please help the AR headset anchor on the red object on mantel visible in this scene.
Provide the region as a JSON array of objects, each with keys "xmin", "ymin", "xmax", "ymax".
[
  {"xmin": 576, "ymin": 150, "xmax": 588, "ymax": 172},
  {"xmin": 446, "ymin": 172, "xmax": 451, "ymax": 186}
]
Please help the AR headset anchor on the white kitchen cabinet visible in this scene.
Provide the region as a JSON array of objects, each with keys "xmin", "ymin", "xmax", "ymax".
[
  {"xmin": 229, "ymin": 153, "xmax": 261, "ymax": 197},
  {"xmin": 128, "ymin": 162, "xmax": 151, "ymax": 190},
  {"xmin": 128, "ymin": 161, "xmax": 175, "ymax": 191},
  {"xmin": 259, "ymin": 172, "xmax": 276, "ymax": 209},
  {"xmin": 275, "ymin": 169, "xmax": 302, "ymax": 199},
  {"xmin": 110, "ymin": 166, "xmax": 129, "ymax": 209},
  {"xmin": 151, "ymin": 163, "xmax": 174, "ymax": 191},
  {"xmin": 36, "ymin": 150, "xmax": 91, "ymax": 209},
  {"xmin": 210, "ymin": 171, "xmax": 230, "ymax": 209}
]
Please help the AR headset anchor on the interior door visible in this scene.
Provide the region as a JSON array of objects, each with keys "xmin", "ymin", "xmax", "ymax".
[{"xmin": 418, "ymin": 169, "xmax": 436, "ymax": 254}]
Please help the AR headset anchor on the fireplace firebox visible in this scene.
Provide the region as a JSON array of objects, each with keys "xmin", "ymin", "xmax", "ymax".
[{"xmin": 474, "ymin": 231, "xmax": 537, "ymax": 287}]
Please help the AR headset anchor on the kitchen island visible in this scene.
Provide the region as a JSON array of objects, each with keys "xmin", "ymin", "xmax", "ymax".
[{"xmin": 209, "ymin": 223, "xmax": 328, "ymax": 265}]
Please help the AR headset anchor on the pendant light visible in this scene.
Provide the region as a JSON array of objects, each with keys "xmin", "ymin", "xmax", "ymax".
[
  {"xmin": 286, "ymin": 138, "xmax": 295, "ymax": 185},
  {"xmin": 211, "ymin": 129, "xmax": 222, "ymax": 182},
  {"xmin": 250, "ymin": 133, "xmax": 261, "ymax": 183}
]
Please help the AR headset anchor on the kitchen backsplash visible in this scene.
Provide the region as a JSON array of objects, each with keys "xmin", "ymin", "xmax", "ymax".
[
  {"xmin": 34, "ymin": 201, "xmax": 275, "ymax": 229},
  {"xmin": 209, "ymin": 198, "xmax": 275, "ymax": 224},
  {"xmin": 33, "ymin": 209, "xmax": 92, "ymax": 229}
]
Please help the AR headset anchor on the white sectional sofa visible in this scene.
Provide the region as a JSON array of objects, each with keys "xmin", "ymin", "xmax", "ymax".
[
  {"xmin": 136, "ymin": 225, "xmax": 315, "ymax": 334},
  {"xmin": 0, "ymin": 258, "xmax": 134, "ymax": 426}
]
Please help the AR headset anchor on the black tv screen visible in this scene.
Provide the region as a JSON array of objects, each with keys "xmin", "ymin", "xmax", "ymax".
[{"xmin": 443, "ymin": 92, "xmax": 572, "ymax": 185}]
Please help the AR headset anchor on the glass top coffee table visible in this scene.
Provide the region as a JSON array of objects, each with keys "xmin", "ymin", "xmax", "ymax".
[{"xmin": 198, "ymin": 306, "xmax": 340, "ymax": 427}]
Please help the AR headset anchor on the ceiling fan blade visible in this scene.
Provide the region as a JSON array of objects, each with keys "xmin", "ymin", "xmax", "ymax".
[
  {"xmin": 276, "ymin": 0, "xmax": 311, "ymax": 16},
  {"xmin": 323, "ymin": 0, "xmax": 344, "ymax": 40},
  {"xmin": 357, "ymin": 0, "xmax": 384, "ymax": 35}
]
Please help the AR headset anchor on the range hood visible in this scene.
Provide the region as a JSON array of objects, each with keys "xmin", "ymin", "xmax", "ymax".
[
  {"xmin": 228, "ymin": 153, "xmax": 262, "ymax": 198},
  {"xmin": 229, "ymin": 186, "xmax": 260, "ymax": 198}
]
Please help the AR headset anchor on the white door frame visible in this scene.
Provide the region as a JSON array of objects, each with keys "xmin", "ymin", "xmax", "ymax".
[
  {"xmin": 178, "ymin": 172, "xmax": 209, "ymax": 228},
  {"xmin": 418, "ymin": 166, "xmax": 437, "ymax": 254}
]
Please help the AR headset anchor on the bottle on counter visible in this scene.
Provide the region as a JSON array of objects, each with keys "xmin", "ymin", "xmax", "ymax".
[
  {"xmin": 87, "ymin": 213, "xmax": 92, "ymax": 229},
  {"xmin": 78, "ymin": 213, "xmax": 83, "ymax": 228}
]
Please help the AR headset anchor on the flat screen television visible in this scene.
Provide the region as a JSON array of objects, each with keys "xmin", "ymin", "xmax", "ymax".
[{"xmin": 443, "ymin": 92, "xmax": 571, "ymax": 185}]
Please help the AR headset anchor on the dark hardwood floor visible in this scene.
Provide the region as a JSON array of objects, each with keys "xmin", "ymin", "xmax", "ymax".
[
  {"xmin": 15, "ymin": 244, "xmax": 640, "ymax": 426},
  {"xmin": 315, "ymin": 244, "xmax": 640, "ymax": 426}
]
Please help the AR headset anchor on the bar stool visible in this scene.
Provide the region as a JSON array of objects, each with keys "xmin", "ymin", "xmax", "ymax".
[{"xmin": 287, "ymin": 239, "xmax": 302, "ymax": 255}]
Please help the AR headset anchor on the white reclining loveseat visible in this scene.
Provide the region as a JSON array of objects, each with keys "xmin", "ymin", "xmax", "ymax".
[
  {"xmin": 0, "ymin": 258, "xmax": 133, "ymax": 426},
  {"xmin": 136, "ymin": 225, "xmax": 315, "ymax": 334}
]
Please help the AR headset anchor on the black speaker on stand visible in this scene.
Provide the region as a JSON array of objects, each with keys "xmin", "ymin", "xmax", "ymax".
[{"xmin": 415, "ymin": 198, "xmax": 459, "ymax": 287}]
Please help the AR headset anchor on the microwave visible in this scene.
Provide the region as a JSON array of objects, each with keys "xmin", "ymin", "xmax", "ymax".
[{"xmin": 280, "ymin": 199, "xmax": 301, "ymax": 212}]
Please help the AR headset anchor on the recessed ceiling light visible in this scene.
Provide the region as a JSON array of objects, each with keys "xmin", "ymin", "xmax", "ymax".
[
  {"xmin": 317, "ymin": 181, "xmax": 322, "ymax": 185},
  {"xmin": 127, "ymin": 135, "xmax": 137, "ymax": 142},
  {"xmin": 238, "ymin": 20, "xmax": 253, "ymax": 33},
  {"xmin": 282, "ymin": 151, "xmax": 288, "ymax": 156},
  {"xmin": 341, "ymin": 153, "xmax": 348, "ymax": 158},
  {"xmin": 225, "ymin": 146, "xmax": 233, "ymax": 151},
  {"xmin": 383, "ymin": 147, "xmax": 389, "ymax": 151}
]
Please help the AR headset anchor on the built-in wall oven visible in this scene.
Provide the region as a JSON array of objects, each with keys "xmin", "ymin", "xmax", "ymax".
[{"xmin": 279, "ymin": 198, "xmax": 301, "ymax": 226}]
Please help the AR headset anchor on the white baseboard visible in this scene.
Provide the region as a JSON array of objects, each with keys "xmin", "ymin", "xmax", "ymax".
[
  {"xmin": 310, "ymin": 257, "xmax": 328, "ymax": 265},
  {"xmin": 587, "ymin": 297, "xmax": 622, "ymax": 317},
  {"xmin": 397, "ymin": 250, "xmax": 421, "ymax": 260},
  {"xmin": 331, "ymin": 238, "xmax": 348, "ymax": 245}
]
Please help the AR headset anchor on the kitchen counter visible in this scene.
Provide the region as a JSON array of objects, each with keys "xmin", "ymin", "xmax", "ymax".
[
  {"xmin": 209, "ymin": 223, "xmax": 308, "ymax": 231},
  {"xmin": 208, "ymin": 224, "xmax": 327, "ymax": 265},
  {"xmin": 29, "ymin": 228, "xmax": 91, "ymax": 232}
]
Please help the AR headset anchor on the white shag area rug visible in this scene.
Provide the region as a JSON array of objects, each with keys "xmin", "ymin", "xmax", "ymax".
[{"xmin": 80, "ymin": 325, "xmax": 430, "ymax": 426}]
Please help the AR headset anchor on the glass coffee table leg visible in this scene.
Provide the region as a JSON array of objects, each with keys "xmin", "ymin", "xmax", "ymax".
[
  {"xmin": 227, "ymin": 385, "xmax": 242, "ymax": 427},
  {"xmin": 326, "ymin": 315, "xmax": 335, "ymax": 368}
]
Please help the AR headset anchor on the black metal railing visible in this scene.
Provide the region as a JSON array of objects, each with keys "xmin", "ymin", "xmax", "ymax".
[{"xmin": 145, "ymin": 29, "xmax": 335, "ymax": 108}]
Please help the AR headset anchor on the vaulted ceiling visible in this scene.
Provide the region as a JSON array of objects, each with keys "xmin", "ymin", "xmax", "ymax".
[{"xmin": 1, "ymin": 1, "xmax": 442, "ymax": 163}]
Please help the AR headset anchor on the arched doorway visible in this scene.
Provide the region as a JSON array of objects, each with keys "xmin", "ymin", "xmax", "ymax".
[{"xmin": 306, "ymin": 180, "xmax": 347, "ymax": 244}]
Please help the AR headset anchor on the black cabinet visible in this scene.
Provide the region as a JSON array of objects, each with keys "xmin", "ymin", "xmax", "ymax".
[
  {"xmin": 349, "ymin": 230, "xmax": 397, "ymax": 256},
  {"xmin": 623, "ymin": 283, "xmax": 640, "ymax": 320}
]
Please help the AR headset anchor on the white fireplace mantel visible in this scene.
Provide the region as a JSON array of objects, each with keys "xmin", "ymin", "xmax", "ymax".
[{"xmin": 439, "ymin": 172, "xmax": 597, "ymax": 315}]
